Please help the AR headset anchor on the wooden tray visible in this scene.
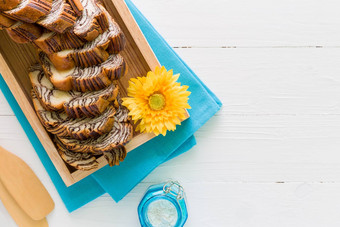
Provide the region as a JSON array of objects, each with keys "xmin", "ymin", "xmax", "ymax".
[{"xmin": 0, "ymin": 0, "xmax": 188, "ymax": 186}]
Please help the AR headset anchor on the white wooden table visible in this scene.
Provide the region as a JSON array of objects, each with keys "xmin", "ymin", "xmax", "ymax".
[{"xmin": 2, "ymin": 0, "xmax": 340, "ymax": 226}]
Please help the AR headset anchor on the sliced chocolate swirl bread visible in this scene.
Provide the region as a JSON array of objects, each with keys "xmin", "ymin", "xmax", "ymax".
[
  {"xmin": 55, "ymin": 137, "xmax": 98, "ymax": 170},
  {"xmin": 32, "ymin": 90, "xmax": 117, "ymax": 140},
  {"xmin": 0, "ymin": 14, "xmax": 17, "ymax": 29},
  {"xmin": 29, "ymin": 65, "xmax": 119, "ymax": 118},
  {"xmin": 70, "ymin": 0, "xmax": 108, "ymax": 41},
  {"xmin": 34, "ymin": 31, "xmax": 85, "ymax": 54},
  {"xmin": 6, "ymin": 21, "xmax": 43, "ymax": 43},
  {"xmin": 4, "ymin": 0, "xmax": 53, "ymax": 23},
  {"xmin": 0, "ymin": 0, "xmax": 21, "ymax": 11},
  {"xmin": 33, "ymin": 0, "xmax": 107, "ymax": 54},
  {"xmin": 66, "ymin": 0, "xmax": 83, "ymax": 16},
  {"xmin": 37, "ymin": 0, "xmax": 77, "ymax": 33},
  {"xmin": 48, "ymin": 11, "xmax": 125, "ymax": 70},
  {"xmin": 102, "ymin": 144, "xmax": 127, "ymax": 167},
  {"xmin": 59, "ymin": 120, "xmax": 133, "ymax": 154},
  {"xmin": 39, "ymin": 51, "xmax": 126, "ymax": 92}
]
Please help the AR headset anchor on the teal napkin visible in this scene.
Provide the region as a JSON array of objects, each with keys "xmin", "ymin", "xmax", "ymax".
[{"xmin": 0, "ymin": 0, "xmax": 222, "ymax": 212}]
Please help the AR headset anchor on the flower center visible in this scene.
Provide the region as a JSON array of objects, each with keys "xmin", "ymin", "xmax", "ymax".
[{"xmin": 149, "ymin": 93, "xmax": 166, "ymax": 111}]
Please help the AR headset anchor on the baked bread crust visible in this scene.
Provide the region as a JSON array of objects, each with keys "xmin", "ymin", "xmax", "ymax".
[
  {"xmin": 58, "ymin": 120, "xmax": 133, "ymax": 154},
  {"xmin": 0, "ymin": 0, "xmax": 21, "ymax": 11},
  {"xmin": 37, "ymin": 0, "xmax": 77, "ymax": 33},
  {"xmin": 55, "ymin": 137, "xmax": 99, "ymax": 170},
  {"xmin": 71, "ymin": 0, "xmax": 108, "ymax": 41},
  {"xmin": 4, "ymin": 0, "xmax": 53, "ymax": 23},
  {"xmin": 102, "ymin": 144, "xmax": 126, "ymax": 167},
  {"xmin": 32, "ymin": 90, "xmax": 117, "ymax": 140},
  {"xmin": 34, "ymin": 31, "xmax": 85, "ymax": 54},
  {"xmin": 48, "ymin": 9, "xmax": 125, "ymax": 70},
  {"xmin": 0, "ymin": 13, "xmax": 17, "ymax": 29},
  {"xmin": 6, "ymin": 21, "xmax": 43, "ymax": 43},
  {"xmin": 66, "ymin": 0, "xmax": 83, "ymax": 16},
  {"xmin": 39, "ymin": 51, "xmax": 126, "ymax": 92},
  {"xmin": 29, "ymin": 65, "xmax": 119, "ymax": 118}
]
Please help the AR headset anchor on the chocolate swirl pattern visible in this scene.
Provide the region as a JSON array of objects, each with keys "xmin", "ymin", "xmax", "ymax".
[
  {"xmin": 37, "ymin": 0, "xmax": 77, "ymax": 33},
  {"xmin": 0, "ymin": 13, "xmax": 16, "ymax": 28},
  {"xmin": 29, "ymin": 65, "xmax": 119, "ymax": 118},
  {"xmin": 6, "ymin": 21, "xmax": 43, "ymax": 43},
  {"xmin": 103, "ymin": 145, "xmax": 127, "ymax": 167},
  {"xmin": 32, "ymin": 91, "xmax": 117, "ymax": 140},
  {"xmin": 48, "ymin": 10, "xmax": 126, "ymax": 71},
  {"xmin": 71, "ymin": 0, "xmax": 108, "ymax": 41},
  {"xmin": 55, "ymin": 137, "xmax": 99, "ymax": 170},
  {"xmin": 40, "ymin": 51, "xmax": 126, "ymax": 92},
  {"xmin": 66, "ymin": 0, "xmax": 82, "ymax": 16},
  {"xmin": 34, "ymin": 31, "xmax": 85, "ymax": 54},
  {"xmin": 4, "ymin": 0, "xmax": 53, "ymax": 23},
  {"xmin": 59, "ymin": 120, "xmax": 133, "ymax": 154}
]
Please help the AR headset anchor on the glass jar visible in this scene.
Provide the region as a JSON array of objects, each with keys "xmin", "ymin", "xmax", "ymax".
[{"xmin": 138, "ymin": 181, "xmax": 188, "ymax": 227}]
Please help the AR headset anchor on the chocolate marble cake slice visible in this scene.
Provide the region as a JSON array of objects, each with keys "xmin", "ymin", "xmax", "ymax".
[
  {"xmin": 70, "ymin": 0, "xmax": 108, "ymax": 41},
  {"xmin": 39, "ymin": 51, "xmax": 126, "ymax": 92},
  {"xmin": 29, "ymin": 65, "xmax": 119, "ymax": 118},
  {"xmin": 37, "ymin": 0, "xmax": 77, "ymax": 33},
  {"xmin": 47, "ymin": 9, "xmax": 125, "ymax": 71},
  {"xmin": 58, "ymin": 119, "xmax": 133, "ymax": 154},
  {"xmin": 34, "ymin": 31, "xmax": 85, "ymax": 54},
  {"xmin": 0, "ymin": 0, "xmax": 21, "ymax": 11},
  {"xmin": 66, "ymin": 0, "xmax": 83, "ymax": 16},
  {"xmin": 33, "ymin": 0, "xmax": 107, "ymax": 55},
  {"xmin": 0, "ymin": 14, "xmax": 17, "ymax": 29},
  {"xmin": 55, "ymin": 137, "xmax": 98, "ymax": 170},
  {"xmin": 4, "ymin": 0, "xmax": 53, "ymax": 23},
  {"xmin": 6, "ymin": 21, "xmax": 43, "ymax": 43},
  {"xmin": 102, "ymin": 144, "xmax": 127, "ymax": 167},
  {"xmin": 32, "ymin": 90, "xmax": 117, "ymax": 140}
]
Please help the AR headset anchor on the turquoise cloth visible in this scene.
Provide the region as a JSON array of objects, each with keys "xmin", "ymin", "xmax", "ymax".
[{"xmin": 0, "ymin": 0, "xmax": 222, "ymax": 212}]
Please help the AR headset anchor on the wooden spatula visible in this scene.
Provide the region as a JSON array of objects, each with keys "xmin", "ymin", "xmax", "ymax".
[
  {"xmin": 0, "ymin": 146, "xmax": 54, "ymax": 220},
  {"xmin": 0, "ymin": 180, "xmax": 48, "ymax": 227}
]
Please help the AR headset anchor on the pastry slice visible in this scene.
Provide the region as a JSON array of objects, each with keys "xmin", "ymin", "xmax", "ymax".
[
  {"xmin": 34, "ymin": 31, "xmax": 84, "ymax": 54},
  {"xmin": 6, "ymin": 21, "xmax": 43, "ymax": 43},
  {"xmin": 32, "ymin": 90, "xmax": 117, "ymax": 140},
  {"xmin": 0, "ymin": 14, "xmax": 17, "ymax": 29},
  {"xmin": 70, "ymin": 0, "xmax": 108, "ymax": 41},
  {"xmin": 0, "ymin": 0, "xmax": 21, "ymax": 11},
  {"xmin": 59, "ymin": 120, "xmax": 133, "ymax": 154},
  {"xmin": 66, "ymin": 0, "xmax": 83, "ymax": 16},
  {"xmin": 29, "ymin": 65, "xmax": 119, "ymax": 118},
  {"xmin": 37, "ymin": 0, "xmax": 77, "ymax": 33},
  {"xmin": 55, "ymin": 137, "xmax": 98, "ymax": 170},
  {"xmin": 102, "ymin": 144, "xmax": 127, "ymax": 167},
  {"xmin": 39, "ymin": 51, "xmax": 126, "ymax": 92},
  {"xmin": 34, "ymin": 0, "xmax": 107, "ymax": 54},
  {"xmin": 4, "ymin": 0, "xmax": 53, "ymax": 23},
  {"xmin": 48, "ymin": 11, "xmax": 125, "ymax": 70}
]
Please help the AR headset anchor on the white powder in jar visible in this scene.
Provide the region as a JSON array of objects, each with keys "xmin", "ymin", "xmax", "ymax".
[{"xmin": 147, "ymin": 199, "xmax": 178, "ymax": 227}]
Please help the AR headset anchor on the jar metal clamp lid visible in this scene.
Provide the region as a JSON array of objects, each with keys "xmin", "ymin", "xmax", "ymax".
[{"xmin": 138, "ymin": 181, "xmax": 188, "ymax": 227}]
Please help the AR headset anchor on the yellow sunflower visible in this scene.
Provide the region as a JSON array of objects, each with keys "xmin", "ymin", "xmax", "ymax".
[{"xmin": 122, "ymin": 66, "xmax": 191, "ymax": 136}]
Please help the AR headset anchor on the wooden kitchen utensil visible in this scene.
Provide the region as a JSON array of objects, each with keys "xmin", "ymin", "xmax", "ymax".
[
  {"xmin": 0, "ymin": 146, "xmax": 54, "ymax": 220},
  {"xmin": 0, "ymin": 180, "xmax": 48, "ymax": 227}
]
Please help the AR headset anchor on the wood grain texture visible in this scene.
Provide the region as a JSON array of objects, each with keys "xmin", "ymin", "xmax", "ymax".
[
  {"xmin": 1, "ymin": 0, "xmax": 340, "ymax": 226},
  {"xmin": 0, "ymin": 146, "xmax": 54, "ymax": 220},
  {"xmin": 0, "ymin": 180, "xmax": 48, "ymax": 227},
  {"xmin": 132, "ymin": 0, "xmax": 340, "ymax": 47}
]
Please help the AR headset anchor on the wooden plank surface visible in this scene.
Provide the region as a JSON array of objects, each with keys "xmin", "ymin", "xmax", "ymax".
[
  {"xmin": 132, "ymin": 0, "xmax": 340, "ymax": 47},
  {"xmin": 2, "ymin": 0, "xmax": 340, "ymax": 226}
]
